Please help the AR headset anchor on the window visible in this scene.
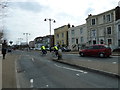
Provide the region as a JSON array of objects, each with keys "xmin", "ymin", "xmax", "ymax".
[
  {"xmin": 106, "ymin": 14, "xmax": 111, "ymax": 22},
  {"xmin": 56, "ymin": 34, "xmax": 59, "ymax": 38},
  {"xmin": 71, "ymin": 30, "xmax": 75, "ymax": 35},
  {"xmin": 91, "ymin": 30, "xmax": 96, "ymax": 37},
  {"xmin": 80, "ymin": 37, "xmax": 84, "ymax": 43},
  {"xmin": 62, "ymin": 33, "xmax": 64, "ymax": 38},
  {"xmin": 93, "ymin": 46, "xmax": 99, "ymax": 49},
  {"xmin": 91, "ymin": 18, "xmax": 96, "ymax": 25},
  {"xmin": 62, "ymin": 40, "xmax": 64, "ymax": 44},
  {"xmin": 118, "ymin": 25, "xmax": 120, "ymax": 31},
  {"xmin": 100, "ymin": 39, "xmax": 104, "ymax": 44},
  {"xmin": 118, "ymin": 40, "xmax": 120, "ymax": 47},
  {"xmin": 107, "ymin": 27, "xmax": 112, "ymax": 34},
  {"xmin": 72, "ymin": 38, "xmax": 75, "ymax": 43},
  {"xmin": 93, "ymin": 40, "xmax": 96, "ymax": 44},
  {"xmin": 108, "ymin": 39, "xmax": 112, "ymax": 44},
  {"xmin": 80, "ymin": 28, "xmax": 83, "ymax": 34},
  {"xmin": 76, "ymin": 39, "xmax": 78, "ymax": 44}
]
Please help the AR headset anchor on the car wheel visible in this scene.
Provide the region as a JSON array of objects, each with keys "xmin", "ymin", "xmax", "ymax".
[
  {"xmin": 99, "ymin": 53, "xmax": 105, "ymax": 57},
  {"xmin": 80, "ymin": 52, "xmax": 84, "ymax": 57}
]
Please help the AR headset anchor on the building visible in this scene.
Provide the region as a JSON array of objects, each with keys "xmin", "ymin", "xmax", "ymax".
[
  {"xmin": 68, "ymin": 24, "xmax": 87, "ymax": 51},
  {"xmin": 34, "ymin": 35, "xmax": 54, "ymax": 50},
  {"xmin": 86, "ymin": 6, "xmax": 120, "ymax": 49},
  {"xmin": 34, "ymin": 36, "xmax": 43, "ymax": 50},
  {"xmin": 115, "ymin": 19, "xmax": 120, "ymax": 48},
  {"xmin": 54, "ymin": 24, "xmax": 70, "ymax": 47},
  {"xmin": 42, "ymin": 35, "xmax": 54, "ymax": 48}
]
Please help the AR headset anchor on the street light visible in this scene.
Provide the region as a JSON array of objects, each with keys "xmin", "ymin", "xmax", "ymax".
[
  {"xmin": 23, "ymin": 33, "xmax": 30, "ymax": 45},
  {"xmin": 44, "ymin": 18, "xmax": 56, "ymax": 48}
]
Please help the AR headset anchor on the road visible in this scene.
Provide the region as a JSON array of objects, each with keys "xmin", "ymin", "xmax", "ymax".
[
  {"xmin": 62, "ymin": 53, "xmax": 120, "ymax": 64},
  {"xmin": 14, "ymin": 50, "xmax": 119, "ymax": 88}
]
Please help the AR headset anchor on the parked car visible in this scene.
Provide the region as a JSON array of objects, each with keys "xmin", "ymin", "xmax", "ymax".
[
  {"xmin": 79, "ymin": 44, "xmax": 112, "ymax": 57},
  {"xmin": 61, "ymin": 47, "xmax": 71, "ymax": 52}
]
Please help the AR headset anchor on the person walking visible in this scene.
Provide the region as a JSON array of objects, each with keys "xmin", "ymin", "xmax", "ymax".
[{"xmin": 2, "ymin": 40, "xmax": 7, "ymax": 59}]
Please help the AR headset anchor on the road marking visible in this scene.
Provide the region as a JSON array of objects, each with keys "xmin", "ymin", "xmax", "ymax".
[
  {"xmin": 76, "ymin": 74, "xmax": 80, "ymax": 76},
  {"xmin": 46, "ymin": 85, "xmax": 49, "ymax": 87},
  {"xmin": 31, "ymin": 58, "xmax": 34, "ymax": 62},
  {"xmin": 54, "ymin": 64, "xmax": 87, "ymax": 73},
  {"xmin": 83, "ymin": 72, "xmax": 88, "ymax": 74},
  {"xmin": 112, "ymin": 62, "xmax": 117, "ymax": 64},
  {"xmin": 30, "ymin": 79, "xmax": 34, "ymax": 88},
  {"xmin": 88, "ymin": 60, "xmax": 91, "ymax": 61}
]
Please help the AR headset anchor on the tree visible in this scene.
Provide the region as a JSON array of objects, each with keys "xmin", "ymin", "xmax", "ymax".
[{"xmin": 9, "ymin": 41, "xmax": 13, "ymax": 45}]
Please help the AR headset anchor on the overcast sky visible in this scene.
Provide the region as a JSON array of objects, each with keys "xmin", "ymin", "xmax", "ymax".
[{"xmin": 1, "ymin": 0, "xmax": 120, "ymax": 44}]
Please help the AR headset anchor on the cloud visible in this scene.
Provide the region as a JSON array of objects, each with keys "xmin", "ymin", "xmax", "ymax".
[
  {"xmin": 2, "ymin": 0, "xmax": 120, "ymax": 44},
  {"xmin": 8, "ymin": 1, "xmax": 49, "ymax": 13}
]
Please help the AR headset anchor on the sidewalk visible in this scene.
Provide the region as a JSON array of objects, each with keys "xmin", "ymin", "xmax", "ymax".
[
  {"xmin": 51, "ymin": 52, "xmax": 119, "ymax": 78},
  {"xmin": 2, "ymin": 53, "xmax": 19, "ymax": 88},
  {"xmin": 0, "ymin": 52, "xmax": 2, "ymax": 90}
]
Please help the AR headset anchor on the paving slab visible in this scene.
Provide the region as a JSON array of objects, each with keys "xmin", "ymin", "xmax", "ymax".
[
  {"xmin": 0, "ymin": 53, "xmax": 2, "ymax": 90},
  {"xmin": 2, "ymin": 53, "xmax": 19, "ymax": 88}
]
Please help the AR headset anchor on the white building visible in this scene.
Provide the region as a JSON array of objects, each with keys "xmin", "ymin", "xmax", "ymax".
[
  {"xmin": 86, "ymin": 6, "xmax": 120, "ymax": 50},
  {"xmin": 115, "ymin": 19, "xmax": 120, "ymax": 48},
  {"xmin": 68, "ymin": 24, "xmax": 87, "ymax": 51}
]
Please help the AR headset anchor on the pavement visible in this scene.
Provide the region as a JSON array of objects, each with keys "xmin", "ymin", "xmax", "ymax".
[
  {"xmin": 0, "ymin": 50, "xmax": 119, "ymax": 88},
  {"xmin": 1, "ymin": 52, "xmax": 19, "ymax": 88},
  {"xmin": 52, "ymin": 51, "xmax": 120, "ymax": 78},
  {"xmin": 0, "ymin": 51, "xmax": 2, "ymax": 90}
]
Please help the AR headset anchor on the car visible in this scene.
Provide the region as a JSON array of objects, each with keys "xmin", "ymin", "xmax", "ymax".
[
  {"xmin": 61, "ymin": 47, "xmax": 71, "ymax": 52},
  {"xmin": 79, "ymin": 44, "xmax": 112, "ymax": 57}
]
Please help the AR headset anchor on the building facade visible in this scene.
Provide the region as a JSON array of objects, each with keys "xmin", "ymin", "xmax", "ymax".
[
  {"xmin": 115, "ymin": 19, "xmax": 120, "ymax": 48},
  {"xmin": 68, "ymin": 24, "xmax": 87, "ymax": 51},
  {"xmin": 86, "ymin": 6, "xmax": 120, "ymax": 49},
  {"xmin": 54, "ymin": 24, "xmax": 70, "ymax": 47},
  {"xmin": 34, "ymin": 36, "xmax": 43, "ymax": 50},
  {"xmin": 34, "ymin": 35, "xmax": 54, "ymax": 50}
]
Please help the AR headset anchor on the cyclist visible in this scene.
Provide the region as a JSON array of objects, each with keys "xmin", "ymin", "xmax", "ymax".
[
  {"xmin": 41, "ymin": 45, "xmax": 47, "ymax": 55},
  {"xmin": 53, "ymin": 45, "xmax": 59, "ymax": 56}
]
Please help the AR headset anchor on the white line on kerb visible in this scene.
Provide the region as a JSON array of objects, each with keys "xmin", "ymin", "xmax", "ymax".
[{"xmin": 54, "ymin": 64, "xmax": 87, "ymax": 73}]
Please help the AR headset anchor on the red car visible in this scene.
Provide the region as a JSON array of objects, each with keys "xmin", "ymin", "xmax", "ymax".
[{"xmin": 79, "ymin": 44, "xmax": 112, "ymax": 57}]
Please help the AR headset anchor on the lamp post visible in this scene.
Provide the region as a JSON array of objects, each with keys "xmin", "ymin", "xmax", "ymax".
[
  {"xmin": 23, "ymin": 33, "xmax": 30, "ymax": 45},
  {"xmin": 44, "ymin": 18, "xmax": 56, "ymax": 48}
]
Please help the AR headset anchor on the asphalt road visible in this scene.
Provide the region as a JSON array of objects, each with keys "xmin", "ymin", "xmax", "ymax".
[
  {"xmin": 62, "ymin": 53, "xmax": 120, "ymax": 64},
  {"xmin": 14, "ymin": 50, "xmax": 119, "ymax": 88}
]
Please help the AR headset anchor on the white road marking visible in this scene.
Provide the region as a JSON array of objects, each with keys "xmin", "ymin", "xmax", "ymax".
[
  {"xmin": 88, "ymin": 60, "xmax": 91, "ymax": 61},
  {"xmin": 54, "ymin": 64, "xmax": 87, "ymax": 73},
  {"xmin": 83, "ymin": 72, "xmax": 88, "ymax": 74},
  {"xmin": 76, "ymin": 74, "xmax": 80, "ymax": 76},
  {"xmin": 31, "ymin": 58, "xmax": 34, "ymax": 62},
  {"xmin": 46, "ymin": 85, "xmax": 49, "ymax": 87},
  {"xmin": 112, "ymin": 62, "xmax": 117, "ymax": 64},
  {"xmin": 30, "ymin": 79, "xmax": 34, "ymax": 88}
]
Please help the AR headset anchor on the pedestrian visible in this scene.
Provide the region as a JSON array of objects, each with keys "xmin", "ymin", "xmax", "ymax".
[{"xmin": 2, "ymin": 40, "xmax": 7, "ymax": 59}]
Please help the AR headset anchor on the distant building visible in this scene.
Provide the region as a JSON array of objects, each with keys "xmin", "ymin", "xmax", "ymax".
[
  {"xmin": 54, "ymin": 24, "xmax": 70, "ymax": 47},
  {"xmin": 68, "ymin": 24, "xmax": 87, "ymax": 51},
  {"xmin": 34, "ymin": 35, "xmax": 54, "ymax": 50},
  {"xmin": 42, "ymin": 35, "xmax": 54, "ymax": 48},
  {"xmin": 34, "ymin": 36, "xmax": 43, "ymax": 50}
]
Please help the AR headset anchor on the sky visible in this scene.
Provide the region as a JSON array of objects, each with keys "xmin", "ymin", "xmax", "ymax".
[{"xmin": 1, "ymin": 0, "xmax": 120, "ymax": 44}]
